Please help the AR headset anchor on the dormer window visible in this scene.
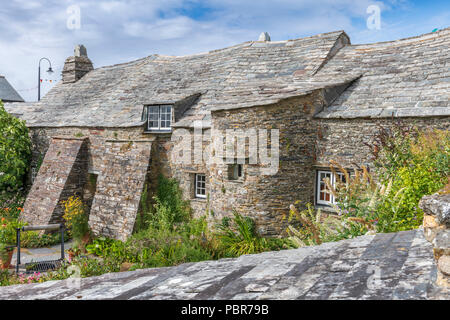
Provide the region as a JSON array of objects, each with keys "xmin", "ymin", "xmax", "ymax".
[{"xmin": 143, "ymin": 105, "xmax": 173, "ymax": 132}]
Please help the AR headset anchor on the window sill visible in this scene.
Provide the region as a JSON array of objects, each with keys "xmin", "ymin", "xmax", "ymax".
[
  {"xmin": 143, "ymin": 129, "xmax": 172, "ymax": 134},
  {"xmin": 191, "ymin": 197, "xmax": 207, "ymax": 202},
  {"xmin": 314, "ymin": 204, "xmax": 336, "ymax": 214},
  {"xmin": 226, "ymin": 179, "xmax": 244, "ymax": 184}
]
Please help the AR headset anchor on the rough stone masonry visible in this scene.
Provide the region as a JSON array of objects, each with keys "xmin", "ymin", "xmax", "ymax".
[
  {"xmin": 420, "ymin": 190, "xmax": 450, "ymax": 287},
  {"xmin": 5, "ymin": 28, "xmax": 449, "ymax": 240}
]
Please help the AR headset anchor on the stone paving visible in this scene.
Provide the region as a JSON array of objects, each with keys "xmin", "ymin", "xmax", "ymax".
[
  {"xmin": 0, "ymin": 229, "xmax": 448, "ymax": 300},
  {"xmin": 10, "ymin": 241, "xmax": 73, "ymax": 267}
]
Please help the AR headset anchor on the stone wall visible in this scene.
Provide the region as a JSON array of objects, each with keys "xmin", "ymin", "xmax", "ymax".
[
  {"xmin": 166, "ymin": 128, "xmax": 210, "ymax": 219},
  {"xmin": 21, "ymin": 137, "xmax": 88, "ymax": 226},
  {"xmin": 88, "ymin": 140, "xmax": 153, "ymax": 241},
  {"xmin": 315, "ymin": 117, "xmax": 450, "ymax": 169},
  {"xmin": 209, "ymin": 94, "xmax": 322, "ymax": 236},
  {"xmin": 419, "ymin": 190, "xmax": 450, "ymax": 287},
  {"xmin": 26, "ymin": 114, "xmax": 450, "ymax": 239}
]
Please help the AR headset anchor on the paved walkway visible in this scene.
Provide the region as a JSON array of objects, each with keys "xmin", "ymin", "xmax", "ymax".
[
  {"xmin": 10, "ymin": 241, "xmax": 73, "ymax": 268},
  {"xmin": 0, "ymin": 229, "xmax": 448, "ymax": 300}
]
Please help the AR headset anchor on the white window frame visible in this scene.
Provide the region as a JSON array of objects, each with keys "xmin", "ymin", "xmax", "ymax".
[
  {"xmin": 195, "ymin": 173, "xmax": 207, "ymax": 199},
  {"xmin": 316, "ymin": 170, "xmax": 346, "ymax": 206},
  {"xmin": 146, "ymin": 105, "xmax": 173, "ymax": 131}
]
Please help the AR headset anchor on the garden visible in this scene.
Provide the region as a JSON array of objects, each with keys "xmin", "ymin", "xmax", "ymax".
[{"xmin": 0, "ymin": 98, "xmax": 448, "ymax": 286}]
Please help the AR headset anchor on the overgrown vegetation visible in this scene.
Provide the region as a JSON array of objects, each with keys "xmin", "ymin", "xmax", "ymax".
[
  {"xmin": 1, "ymin": 120, "xmax": 447, "ymax": 286},
  {"xmin": 0, "ymin": 101, "xmax": 31, "ymax": 191},
  {"xmin": 326, "ymin": 124, "xmax": 449, "ymax": 235},
  {"xmin": 62, "ymin": 196, "xmax": 90, "ymax": 251},
  {"xmin": 0, "ymin": 175, "xmax": 290, "ymax": 286}
]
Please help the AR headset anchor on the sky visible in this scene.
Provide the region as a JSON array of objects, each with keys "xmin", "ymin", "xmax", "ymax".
[{"xmin": 0, "ymin": 0, "xmax": 448, "ymax": 102}]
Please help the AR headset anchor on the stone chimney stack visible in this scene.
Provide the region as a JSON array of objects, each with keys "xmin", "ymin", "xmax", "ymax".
[{"xmin": 62, "ymin": 45, "xmax": 93, "ymax": 84}]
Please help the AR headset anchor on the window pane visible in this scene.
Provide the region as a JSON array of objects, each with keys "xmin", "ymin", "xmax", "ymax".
[
  {"xmin": 318, "ymin": 171, "xmax": 333, "ymax": 205},
  {"xmin": 148, "ymin": 106, "xmax": 160, "ymax": 129},
  {"xmin": 196, "ymin": 174, "xmax": 206, "ymax": 197}
]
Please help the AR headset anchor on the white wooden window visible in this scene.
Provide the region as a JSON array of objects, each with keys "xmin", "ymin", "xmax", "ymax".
[
  {"xmin": 146, "ymin": 105, "xmax": 172, "ymax": 131},
  {"xmin": 316, "ymin": 171, "xmax": 346, "ymax": 206},
  {"xmin": 195, "ymin": 174, "xmax": 206, "ymax": 199}
]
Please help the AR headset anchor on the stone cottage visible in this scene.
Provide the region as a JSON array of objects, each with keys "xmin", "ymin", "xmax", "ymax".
[{"xmin": 4, "ymin": 28, "xmax": 450, "ymax": 241}]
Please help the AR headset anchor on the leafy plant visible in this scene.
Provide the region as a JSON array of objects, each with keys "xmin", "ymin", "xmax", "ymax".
[
  {"xmin": 0, "ymin": 101, "xmax": 31, "ymax": 191},
  {"xmin": 214, "ymin": 211, "xmax": 286, "ymax": 256},
  {"xmin": 62, "ymin": 196, "xmax": 90, "ymax": 249}
]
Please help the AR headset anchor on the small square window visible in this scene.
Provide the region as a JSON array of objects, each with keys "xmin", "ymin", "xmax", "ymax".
[
  {"xmin": 228, "ymin": 164, "xmax": 243, "ymax": 180},
  {"xmin": 195, "ymin": 174, "xmax": 207, "ymax": 199},
  {"xmin": 144, "ymin": 105, "xmax": 172, "ymax": 131}
]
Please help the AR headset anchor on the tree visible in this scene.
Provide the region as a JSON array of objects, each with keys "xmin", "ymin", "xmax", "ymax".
[{"xmin": 0, "ymin": 100, "xmax": 31, "ymax": 192}]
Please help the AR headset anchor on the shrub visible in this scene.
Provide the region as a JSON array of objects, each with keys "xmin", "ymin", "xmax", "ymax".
[
  {"xmin": 370, "ymin": 126, "xmax": 448, "ymax": 231},
  {"xmin": 62, "ymin": 196, "xmax": 90, "ymax": 248},
  {"xmin": 214, "ymin": 212, "xmax": 288, "ymax": 256},
  {"xmin": 285, "ymin": 202, "xmax": 370, "ymax": 246},
  {"xmin": 327, "ymin": 131, "xmax": 448, "ymax": 233},
  {"xmin": 0, "ymin": 101, "xmax": 31, "ymax": 192},
  {"xmin": 138, "ymin": 175, "xmax": 192, "ymax": 232}
]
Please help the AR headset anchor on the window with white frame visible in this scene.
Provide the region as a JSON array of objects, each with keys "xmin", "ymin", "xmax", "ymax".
[
  {"xmin": 145, "ymin": 105, "xmax": 172, "ymax": 131},
  {"xmin": 316, "ymin": 170, "xmax": 346, "ymax": 206},
  {"xmin": 195, "ymin": 173, "xmax": 206, "ymax": 199}
]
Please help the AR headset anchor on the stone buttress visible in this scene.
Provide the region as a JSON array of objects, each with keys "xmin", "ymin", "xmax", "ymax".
[
  {"xmin": 88, "ymin": 140, "xmax": 153, "ymax": 241},
  {"xmin": 21, "ymin": 137, "xmax": 88, "ymax": 226}
]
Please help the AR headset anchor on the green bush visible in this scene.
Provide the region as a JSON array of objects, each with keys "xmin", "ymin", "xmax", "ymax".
[
  {"xmin": 137, "ymin": 175, "xmax": 192, "ymax": 232},
  {"xmin": 214, "ymin": 211, "xmax": 290, "ymax": 256},
  {"xmin": 0, "ymin": 101, "xmax": 31, "ymax": 192},
  {"xmin": 328, "ymin": 126, "xmax": 449, "ymax": 234}
]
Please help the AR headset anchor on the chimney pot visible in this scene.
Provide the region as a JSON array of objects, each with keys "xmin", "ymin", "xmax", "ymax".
[
  {"xmin": 74, "ymin": 44, "xmax": 88, "ymax": 57},
  {"xmin": 258, "ymin": 32, "xmax": 271, "ymax": 41}
]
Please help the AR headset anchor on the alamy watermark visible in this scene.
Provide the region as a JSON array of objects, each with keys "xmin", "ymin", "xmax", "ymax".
[
  {"xmin": 171, "ymin": 121, "xmax": 280, "ymax": 175},
  {"xmin": 366, "ymin": 5, "xmax": 381, "ymax": 30},
  {"xmin": 67, "ymin": 5, "xmax": 81, "ymax": 30}
]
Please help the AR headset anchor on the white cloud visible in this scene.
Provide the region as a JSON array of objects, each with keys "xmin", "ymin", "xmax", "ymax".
[{"xmin": 0, "ymin": 0, "xmax": 445, "ymax": 102}]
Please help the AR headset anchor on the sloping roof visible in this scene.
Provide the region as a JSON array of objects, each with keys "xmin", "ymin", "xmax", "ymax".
[
  {"xmin": 0, "ymin": 76, "xmax": 24, "ymax": 103},
  {"xmin": 4, "ymin": 28, "xmax": 450, "ymax": 127},
  {"xmin": 315, "ymin": 28, "xmax": 450, "ymax": 119},
  {"xmin": 5, "ymin": 31, "xmax": 350, "ymax": 127},
  {"xmin": 0, "ymin": 229, "xmax": 447, "ymax": 299}
]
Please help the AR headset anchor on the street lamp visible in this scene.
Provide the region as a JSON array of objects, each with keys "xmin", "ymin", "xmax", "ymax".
[{"xmin": 38, "ymin": 57, "xmax": 53, "ymax": 101}]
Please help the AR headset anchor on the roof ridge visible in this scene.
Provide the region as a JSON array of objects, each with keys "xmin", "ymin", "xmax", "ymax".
[
  {"xmin": 349, "ymin": 26, "xmax": 449, "ymax": 48},
  {"xmin": 86, "ymin": 30, "xmax": 347, "ymax": 71}
]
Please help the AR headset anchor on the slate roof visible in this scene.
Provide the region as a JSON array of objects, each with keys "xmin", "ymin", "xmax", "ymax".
[
  {"xmin": 316, "ymin": 27, "xmax": 450, "ymax": 119},
  {"xmin": 4, "ymin": 28, "xmax": 450, "ymax": 128},
  {"xmin": 0, "ymin": 76, "xmax": 24, "ymax": 103},
  {"xmin": 3, "ymin": 31, "xmax": 352, "ymax": 127},
  {"xmin": 0, "ymin": 229, "xmax": 447, "ymax": 300}
]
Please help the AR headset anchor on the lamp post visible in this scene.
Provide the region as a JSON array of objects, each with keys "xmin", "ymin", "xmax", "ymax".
[{"xmin": 38, "ymin": 57, "xmax": 53, "ymax": 101}]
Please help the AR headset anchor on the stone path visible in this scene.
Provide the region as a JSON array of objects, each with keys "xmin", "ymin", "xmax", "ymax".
[
  {"xmin": 10, "ymin": 241, "xmax": 73, "ymax": 268},
  {"xmin": 0, "ymin": 229, "xmax": 448, "ymax": 300}
]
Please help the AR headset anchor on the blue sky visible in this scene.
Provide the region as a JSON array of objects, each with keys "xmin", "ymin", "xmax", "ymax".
[{"xmin": 0, "ymin": 0, "xmax": 448, "ymax": 102}]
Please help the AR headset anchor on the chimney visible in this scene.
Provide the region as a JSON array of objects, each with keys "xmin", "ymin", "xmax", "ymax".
[
  {"xmin": 62, "ymin": 45, "xmax": 93, "ymax": 84},
  {"xmin": 258, "ymin": 32, "xmax": 271, "ymax": 41}
]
